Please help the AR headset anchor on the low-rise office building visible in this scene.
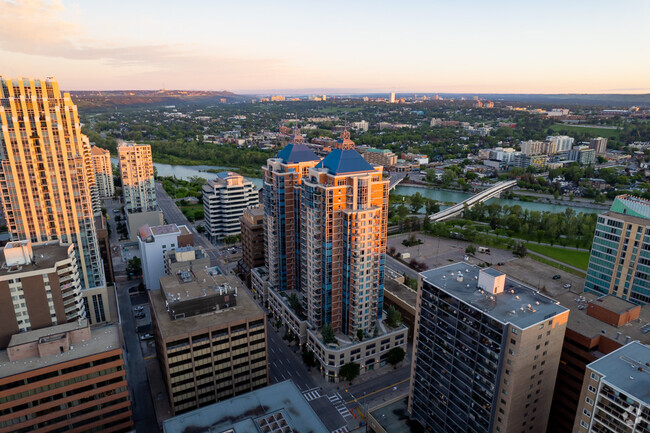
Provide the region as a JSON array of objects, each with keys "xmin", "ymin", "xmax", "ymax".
[
  {"xmin": 164, "ymin": 245, "xmax": 210, "ymax": 276},
  {"xmin": 0, "ymin": 320, "xmax": 133, "ymax": 432},
  {"xmin": 162, "ymin": 380, "xmax": 328, "ymax": 433},
  {"xmin": 139, "ymin": 224, "xmax": 194, "ymax": 290},
  {"xmin": 150, "ymin": 268, "xmax": 268, "ymax": 415}
]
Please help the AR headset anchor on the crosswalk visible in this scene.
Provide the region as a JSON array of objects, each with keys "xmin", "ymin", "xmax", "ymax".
[
  {"xmin": 328, "ymin": 393, "xmax": 352, "ymax": 419},
  {"xmin": 331, "ymin": 427, "xmax": 348, "ymax": 433},
  {"xmin": 302, "ymin": 389, "xmax": 322, "ymax": 402}
]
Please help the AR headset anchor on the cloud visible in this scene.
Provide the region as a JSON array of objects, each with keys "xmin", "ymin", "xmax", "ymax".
[{"xmin": 0, "ymin": 0, "xmax": 284, "ymax": 78}]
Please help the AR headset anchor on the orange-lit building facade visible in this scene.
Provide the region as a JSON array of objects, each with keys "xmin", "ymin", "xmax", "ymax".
[
  {"xmin": 263, "ymin": 131, "xmax": 320, "ymax": 292},
  {"xmin": 91, "ymin": 145, "xmax": 114, "ymax": 199},
  {"xmin": 0, "ymin": 77, "xmax": 104, "ymax": 291},
  {"xmin": 300, "ymin": 131, "xmax": 388, "ymax": 336},
  {"xmin": 118, "ymin": 142, "xmax": 156, "ymax": 213},
  {"xmin": 0, "ymin": 321, "xmax": 132, "ymax": 432}
]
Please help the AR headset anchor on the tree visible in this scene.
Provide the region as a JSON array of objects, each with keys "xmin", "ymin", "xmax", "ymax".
[
  {"xmin": 302, "ymin": 350, "xmax": 317, "ymax": 368},
  {"xmin": 387, "ymin": 305, "xmax": 402, "ymax": 327},
  {"xmin": 387, "ymin": 347, "xmax": 406, "ymax": 367},
  {"xmin": 465, "ymin": 244, "xmax": 476, "ymax": 255},
  {"xmin": 409, "ymin": 192, "xmax": 424, "ymax": 214},
  {"xmin": 321, "ymin": 323, "xmax": 336, "ymax": 345},
  {"xmin": 397, "ymin": 203, "xmax": 409, "ymax": 220},
  {"xmin": 196, "ymin": 224, "xmax": 206, "ymax": 233},
  {"xmin": 339, "ymin": 362, "xmax": 360, "ymax": 383},
  {"xmin": 357, "ymin": 328, "xmax": 364, "ymax": 342},
  {"xmin": 126, "ymin": 257, "xmax": 142, "ymax": 278},
  {"xmin": 513, "ymin": 241, "xmax": 527, "ymax": 257},
  {"xmin": 287, "ymin": 293, "xmax": 301, "ymax": 316}
]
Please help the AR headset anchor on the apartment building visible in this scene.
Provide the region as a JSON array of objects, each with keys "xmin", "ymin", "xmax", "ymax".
[
  {"xmin": 202, "ymin": 172, "xmax": 258, "ymax": 241},
  {"xmin": 0, "ymin": 76, "xmax": 105, "ymax": 291},
  {"xmin": 409, "ymin": 263, "xmax": 569, "ymax": 433},
  {"xmin": 548, "ymin": 292, "xmax": 650, "ymax": 433},
  {"xmin": 573, "ymin": 341, "xmax": 650, "ymax": 433},
  {"xmin": 150, "ymin": 269, "xmax": 268, "ymax": 415},
  {"xmin": 118, "ymin": 142, "xmax": 156, "ymax": 213},
  {"xmin": 238, "ymin": 205, "xmax": 265, "ymax": 287},
  {"xmin": 585, "ymin": 195, "xmax": 650, "ymax": 304},
  {"xmin": 569, "ymin": 145, "xmax": 597, "ymax": 166},
  {"xmin": 589, "ymin": 137, "xmax": 608, "ymax": 155},
  {"xmin": 358, "ymin": 147, "xmax": 398, "ymax": 168},
  {"xmin": 0, "ymin": 241, "xmax": 84, "ymax": 348},
  {"xmin": 263, "ymin": 131, "xmax": 321, "ymax": 292},
  {"xmin": 91, "ymin": 145, "xmax": 115, "ymax": 198},
  {"xmin": 520, "ymin": 140, "xmax": 550, "ymax": 156},
  {"xmin": 0, "ymin": 320, "xmax": 133, "ymax": 432},
  {"xmin": 300, "ymin": 129, "xmax": 388, "ymax": 336},
  {"xmin": 547, "ymin": 135, "xmax": 575, "ymax": 152},
  {"xmin": 138, "ymin": 224, "xmax": 194, "ymax": 290}
]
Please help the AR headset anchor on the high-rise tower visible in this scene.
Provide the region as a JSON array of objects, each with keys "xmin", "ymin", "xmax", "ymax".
[
  {"xmin": 0, "ymin": 77, "xmax": 104, "ymax": 290},
  {"xmin": 585, "ymin": 195, "xmax": 650, "ymax": 304},
  {"xmin": 300, "ymin": 130, "xmax": 388, "ymax": 336},
  {"xmin": 118, "ymin": 142, "xmax": 157, "ymax": 213},
  {"xmin": 91, "ymin": 144, "xmax": 115, "ymax": 198},
  {"xmin": 263, "ymin": 130, "xmax": 320, "ymax": 292}
]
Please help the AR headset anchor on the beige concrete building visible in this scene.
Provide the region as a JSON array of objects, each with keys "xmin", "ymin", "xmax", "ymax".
[
  {"xmin": 0, "ymin": 320, "xmax": 133, "ymax": 433},
  {"xmin": 150, "ymin": 268, "xmax": 268, "ymax": 415},
  {"xmin": 0, "ymin": 241, "xmax": 84, "ymax": 348},
  {"xmin": 358, "ymin": 147, "xmax": 398, "ymax": 168},
  {"xmin": 0, "ymin": 76, "xmax": 105, "ymax": 291},
  {"xmin": 410, "ymin": 264, "xmax": 570, "ymax": 433},
  {"xmin": 202, "ymin": 172, "xmax": 258, "ymax": 241},
  {"xmin": 238, "ymin": 205, "xmax": 265, "ymax": 287},
  {"xmin": 91, "ymin": 145, "xmax": 115, "ymax": 198},
  {"xmin": 164, "ymin": 246, "xmax": 210, "ymax": 277},
  {"xmin": 118, "ymin": 141, "xmax": 156, "ymax": 213},
  {"xmin": 573, "ymin": 341, "xmax": 650, "ymax": 433}
]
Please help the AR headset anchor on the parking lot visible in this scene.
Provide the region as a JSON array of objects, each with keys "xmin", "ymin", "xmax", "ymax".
[
  {"xmin": 387, "ymin": 232, "xmax": 517, "ymax": 269},
  {"xmin": 498, "ymin": 257, "xmax": 584, "ymax": 297}
]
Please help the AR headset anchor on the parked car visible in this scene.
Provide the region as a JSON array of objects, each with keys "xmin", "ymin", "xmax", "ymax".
[
  {"xmin": 140, "ymin": 334, "xmax": 153, "ymax": 341},
  {"xmin": 553, "ymin": 275, "xmax": 561, "ymax": 280},
  {"xmin": 133, "ymin": 306, "xmax": 144, "ymax": 312},
  {"xmin": 563, "ymin": 283, "xmax": 572, "ymax": 289},
  {"xmin": 135, "ymin": 313, "xmax": 145, "ymax": 319},
  {"xmin": 112, "ymin": 209, "xmax": 120, "ymax": 213}
]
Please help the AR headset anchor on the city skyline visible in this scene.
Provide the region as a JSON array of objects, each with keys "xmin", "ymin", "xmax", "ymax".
[{"xmin": 1, "ymin": 0, "xmax": 649, "ymax": 94}]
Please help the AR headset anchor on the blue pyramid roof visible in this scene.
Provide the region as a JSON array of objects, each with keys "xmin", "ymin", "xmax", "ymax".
[
  {"xmin": 315, "ymin": 149, "xmax": 375, "ymax": 175},
  {"xmin": 275, "ymin": 142, "xmax": 319, "ymax": 164}
]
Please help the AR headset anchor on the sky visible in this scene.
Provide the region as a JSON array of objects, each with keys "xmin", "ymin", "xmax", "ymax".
[{"xmin": 1, "ymin": 0, "xmax": 649, "ymax": 94}]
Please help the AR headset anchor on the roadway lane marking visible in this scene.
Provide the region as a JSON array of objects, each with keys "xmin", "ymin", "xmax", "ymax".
[
  {"xmin": 302, "ymin": 390, "xmax": 322, "ymax": 401},
  {"xmin": 344, "ymin": 377, "xmax": 409, "ymax": 405},
  {"xmin": 327, "ymin": 394, "xmax": 352, "ymax": 419}
]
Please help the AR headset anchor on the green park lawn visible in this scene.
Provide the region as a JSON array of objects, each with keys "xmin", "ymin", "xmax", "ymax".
[
  {"xmin": 525, "ymin": 243, "xmax": 590, "ymax": 271},
  {"xmin": 549, "ymin": 124, "xmax": 620, "ymax": 140}
]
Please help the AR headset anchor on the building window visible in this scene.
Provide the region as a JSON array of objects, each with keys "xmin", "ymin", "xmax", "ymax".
[
  {"xmin": 92, "ymin": 294, "xmax": 106, "ymax": 323},
  {"xmin": 581, "ymin": 421, "xmax": 589, "ymax": 429},
  {"xmin": 583, "ymin": 409, "xmax": 591, "ymax": 417},
  {"xmin": 83, "ymin": 297, "xmax": 91, "ymax": 324},
  {"xmin": 585, "ymin": 397, "xmax": 593, "ymax": 406},
  {"xmin": 590, "ymin": 373, "xmax": 599, "ymax": 382},
  {"xmin": 588, "ymin": 385, "xmax": 596, "ymax": 393},
  {"xmin": 512, "ymin": 328, "xmax": 518, "ymax": 334}
]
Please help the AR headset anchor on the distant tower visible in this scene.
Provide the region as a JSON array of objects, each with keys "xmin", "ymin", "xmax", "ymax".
[
  {"xmin": 389, "ymin": 92, "xmax": 396, "ymax": 103},
  {"xmin": 118, "ymin": 142, "xmax": 157, "ymax": 213},
  {"xmin": 0, "ymin": 76, "xmax": 105, "ymax": 290}
]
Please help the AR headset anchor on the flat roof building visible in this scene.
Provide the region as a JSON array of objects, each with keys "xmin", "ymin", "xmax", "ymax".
[
  {"xmin": 139, "ymin": 223, "xmax": 194, "ymax": 290},
  {"xmin": 548, "ymin": 292, "xmax": 650, "ymax": 433},
  {"xmin": 203, "ymin": 172, "xmax": 258, "ymax": 241},
  {"xmin": 0, "ymin": 320, "xmax": 133, "ymax": 432},
  {"xmin": 150, "ymin": 268, "xmax": 268, "ymax": 415},
  {"xmin": 118, "ymin": 142, "xmax": 157, "ymax": 213},
  {"xmin": 0, "ymin": 241, "xmax": 85, "ymax": 348},
  {"xmin": 573, "ymin": 341, "xmax": 650, "ymax": 433},
  {"xmin": 91, "ymin": 145, "xmax": 115, "ymax": 198},
  {"xmin": 162, "ymin": 380, "xmax": 328, "ymax": 433},
  {"xmin": 238, "ymin": 205, "xmax": 265, "ymax": 287},
  {"xmin": 410, "ymin": 263, "xmax": 569, "ymax": 433}
]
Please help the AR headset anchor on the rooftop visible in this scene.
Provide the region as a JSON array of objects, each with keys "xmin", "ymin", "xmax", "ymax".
[
  {"xmin": 421, "ymin": 263, "xmax": 569, "ymax": 329},
  {"xmin": 611, "ymin": 195, "xmax": 650, "ymax": 219},
  {"xmin": 588, "ymin": 341, "xmax": 650, "ymax": 405},
  {"xmin": 384, "ymin": 278, "xmax": 417, "ymax": 309},
  {"xmin": 162, "ymin": 380, "xmax": 328, "ymax": 433},
  {"xmin": 315, "ymin": 148, "xmax": 376, "ymax": 175},
  {"xmin": 0, "ymin": 241, "xmax": 71, "ymax": 277},
  {"xmin": 369, "ymin": 396, "xmax": 423, "ymax": 433},
  {"xmin": 160, "ymin": 267, "xmax": 235, "ymax": 305},
  {"xmin": 151, "ymin": 273, "xmax": 264, "ymax": 340},
  {"xmin": 0, "ymin": 324, "xmax": 120, "ymax": 379},
  {"xmin": 554, "ymin": 291, "xmax": 650, "ymax": 344},
  {"xmin": 275, "ymin": 141, "xmax": 320, "ymax": 164},
  {"xmin": 8, "ymin": 319, "xmax": 89, "ymax": 347}
]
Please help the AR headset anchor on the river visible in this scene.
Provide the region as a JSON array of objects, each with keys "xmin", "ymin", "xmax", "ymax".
[
  {"xmin": 393, "ymin": 185, "xmax": 601, "ymax": 215},
  {"xmin": 110, "ymin": 159, "xmax": 600, "ymax": 214},
  {"xmin": 111, "ymin": 158, "xmax": 264, "ymax": 190}
]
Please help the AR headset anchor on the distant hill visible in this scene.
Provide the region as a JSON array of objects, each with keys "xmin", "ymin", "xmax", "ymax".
[{"xmin": 68, "ymin": 89, "xmax": 243, "ymax": 111}]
